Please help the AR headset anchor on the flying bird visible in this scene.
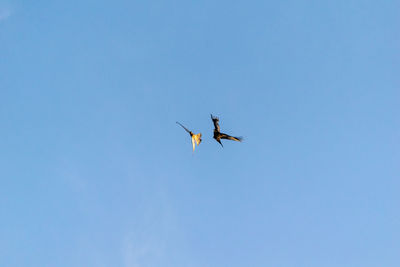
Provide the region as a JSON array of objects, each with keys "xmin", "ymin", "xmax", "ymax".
[
  {"xmin": 176, "ymin": 122, "xmax": 202, "ymax": 152},
  {"xmin": 210, "ymin": 114, "xmax": 243, "ymax": 147}
]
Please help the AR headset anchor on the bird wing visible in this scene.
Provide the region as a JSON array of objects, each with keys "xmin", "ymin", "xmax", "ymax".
[
  {"xmin": 210, "ymin": 114, "xmax": 220, "ymax": 132},
  {"xmin": 220, "ymin": 133, "xmax": 243, "ymax": 142},
  {"xmin": 176, "ymin": 121, "xmax": 191, "ymax": 134}
]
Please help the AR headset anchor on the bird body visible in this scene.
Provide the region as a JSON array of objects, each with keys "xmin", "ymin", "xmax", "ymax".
[
  {"xmin": 176, "ymin": 122, "xmax": 202, "ymax": 152},
  {"xmin": 210, "ymin": 114, "xmax": 242, "ymax": 147}
]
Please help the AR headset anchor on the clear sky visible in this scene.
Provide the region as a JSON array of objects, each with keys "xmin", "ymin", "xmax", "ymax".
[{"xmin": 1, "ymin": 1, "xmax": 399, "ymax": 266}]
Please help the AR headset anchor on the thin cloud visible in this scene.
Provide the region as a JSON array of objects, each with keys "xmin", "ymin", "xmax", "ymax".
[{"xmin": 0, "ymin": 7, "xmax": 12, "ymax": 21}]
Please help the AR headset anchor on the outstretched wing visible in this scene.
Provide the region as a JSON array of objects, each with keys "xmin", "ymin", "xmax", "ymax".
[
  {"xmin": 220, "ymin": 133, "xmax": 243, "ymax": 142},
  {"xmin": 210, "ymin": 114, "xmax": 220, "ymax": 132},
  {"xmin": 176, "ymin": 121, "xmax": 191, "ymax": 134}
]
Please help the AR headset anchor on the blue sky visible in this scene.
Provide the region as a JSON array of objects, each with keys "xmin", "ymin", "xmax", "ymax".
[{"xmin": 1, "ymin": 0, "xmax": 399, "ymax": 266}]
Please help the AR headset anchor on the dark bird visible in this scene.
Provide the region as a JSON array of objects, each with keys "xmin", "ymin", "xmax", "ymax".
[
  {"xmin": 210, "ymin": 114, "xmax": 243, "ymax": 147},
  {"xmin": 176, "ymin": 122, "xmax": 202, "ymax": 152}
]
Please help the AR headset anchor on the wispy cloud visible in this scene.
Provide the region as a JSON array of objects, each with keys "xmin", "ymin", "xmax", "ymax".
[
  {"xmin": 121, "ymin": 183, "xmax": 190, "ymax": 267},
  {"xmin": 0, "ymin": 8, "xmax": 12, "ymax": 21},
  {"xmin": 122, "ymin": 191, "xmax": 171, "ymax": 267}
]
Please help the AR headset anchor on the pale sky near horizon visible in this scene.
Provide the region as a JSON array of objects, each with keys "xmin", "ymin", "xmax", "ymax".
[{"xmin": 1, "ymin": 1, "xmax": 399, "ymax": 266}]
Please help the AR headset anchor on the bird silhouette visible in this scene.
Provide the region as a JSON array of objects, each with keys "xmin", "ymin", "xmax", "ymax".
[
  {"xmin": 176, "ymin": 122, "xmax": 202, "ymax": 152},
  {"xmin": 210, "ymin": 114, "xmax": 243, "ymax": 147}
]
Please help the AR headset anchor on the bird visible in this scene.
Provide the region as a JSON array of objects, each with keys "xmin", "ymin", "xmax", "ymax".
[
  {"xmin": 176, "ymin": 122, "xmax": 202, "ymax": 152},
  {"xmin": 210, "ymin": 114, "xmax": 243, "ymax": 147}
]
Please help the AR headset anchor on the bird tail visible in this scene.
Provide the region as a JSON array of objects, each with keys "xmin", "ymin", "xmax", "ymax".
[{"xmin": 217, "ymin": 139, "xmax": 224, "ymax": 147}]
